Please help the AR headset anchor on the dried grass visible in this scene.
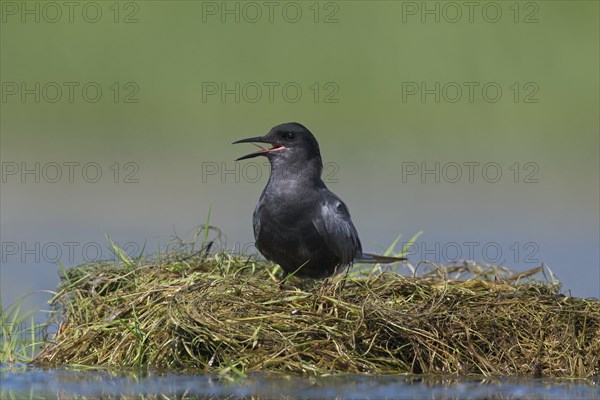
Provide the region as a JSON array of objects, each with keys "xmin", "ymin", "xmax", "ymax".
[{"xmin": 36, "ymin": 251, "xmax": 599, "ymax": 378}]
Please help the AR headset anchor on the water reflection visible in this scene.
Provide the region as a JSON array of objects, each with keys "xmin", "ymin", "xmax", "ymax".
[{"xmin": 1, "ymin": 366, "xmax": 598, "ymax": 400}]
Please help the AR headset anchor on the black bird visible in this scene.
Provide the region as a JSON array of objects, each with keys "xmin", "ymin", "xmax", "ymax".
[{"xmin": 233, "ymin": 122, "xmax": 406, "ymax": 280}]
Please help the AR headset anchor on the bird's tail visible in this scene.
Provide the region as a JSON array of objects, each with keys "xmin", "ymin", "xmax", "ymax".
[{"xmin": 354, "ymin": 252, "xmax": 407, "ymax": 264}]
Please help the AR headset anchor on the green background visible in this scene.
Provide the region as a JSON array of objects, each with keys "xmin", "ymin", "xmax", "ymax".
[{"xmin": 1, "ymin": 1, "xmax": 598, "ymax": 315}]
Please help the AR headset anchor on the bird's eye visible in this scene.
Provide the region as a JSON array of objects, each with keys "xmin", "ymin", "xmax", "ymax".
[{"xmin": 283, "ymin": 132, "xmax": 296, "ymax": 141}]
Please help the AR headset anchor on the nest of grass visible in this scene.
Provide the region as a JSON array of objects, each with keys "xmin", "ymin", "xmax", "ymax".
[{"xmin": 36, "ymin": 250, "xmax": 599, "ymax": 378}]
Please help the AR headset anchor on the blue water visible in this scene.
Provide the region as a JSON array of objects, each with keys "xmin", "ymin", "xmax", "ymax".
[{"xmin": 1, "ymin": 366, "xmax": 598, "ymax": 400}]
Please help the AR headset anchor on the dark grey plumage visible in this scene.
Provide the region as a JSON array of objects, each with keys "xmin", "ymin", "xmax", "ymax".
[{"xmin": 233, "ymin": 122, "xmax": 404, "ymax": 279}]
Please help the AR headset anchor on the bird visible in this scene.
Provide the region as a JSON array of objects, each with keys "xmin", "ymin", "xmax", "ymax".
[{"xmin": 233, "ymin": 122, "xmax": 406, "ymax": 280}]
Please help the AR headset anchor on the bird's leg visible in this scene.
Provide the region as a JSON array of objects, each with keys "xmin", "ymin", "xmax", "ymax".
[
  {"xmin": 278, "ymin": 271, "xmax": 288, "ymax": 291},
  {"xmin": 338, "ymin": 274, "xmax": 348, "ymax": 294},
  {"xmin": 339, "ymin": 264, "xmax": 351, "ymax": 293}
]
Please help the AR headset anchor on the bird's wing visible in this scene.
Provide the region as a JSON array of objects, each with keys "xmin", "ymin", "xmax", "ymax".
[
  {"xmin": 312, "ymin": 196, "xmax": 362, "ymax": 266},
  {"xmin": 252, "ymin": 205, "xmax": 262, "ymax": 241}
]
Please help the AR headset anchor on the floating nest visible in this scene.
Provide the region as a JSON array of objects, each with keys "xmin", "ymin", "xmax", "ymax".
[{"xmin": 36, "ymin": 251, "xmax": 599, "ymax": 378}]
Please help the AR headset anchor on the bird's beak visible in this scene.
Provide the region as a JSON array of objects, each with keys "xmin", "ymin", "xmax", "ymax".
[{"xmin": 232, "ymin": 136, "xmax": 286, "ymax": 161}]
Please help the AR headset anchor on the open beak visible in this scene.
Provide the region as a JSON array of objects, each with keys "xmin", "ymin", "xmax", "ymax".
[{"xmin": 232, "ymin": 136, "xmax": 286, "ymax": 161}]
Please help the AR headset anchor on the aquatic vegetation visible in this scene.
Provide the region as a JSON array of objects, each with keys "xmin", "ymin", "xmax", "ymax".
[
  {"xmin": 0, "ymin": 298, "xmax": 49, "ymax": 364},
  {"xmin": 34, "ymin": 244, "xmax": 599, "ymax": 378}
]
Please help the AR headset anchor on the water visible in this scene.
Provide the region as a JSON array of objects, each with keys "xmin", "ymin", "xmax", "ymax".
[{"xmin": 1, "ymin": 367, "xmax": 598, "ymax": 400}]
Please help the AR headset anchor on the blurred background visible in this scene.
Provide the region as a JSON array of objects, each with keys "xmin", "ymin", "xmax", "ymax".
[{"xmin": 1, "ymin": 1, "xmax": 598, "ymax": 321}]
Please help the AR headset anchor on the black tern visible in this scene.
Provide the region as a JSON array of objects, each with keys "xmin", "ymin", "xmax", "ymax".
[{"xmin": 234, "ymin": 122, "xmax": 406, "ymax": 280}]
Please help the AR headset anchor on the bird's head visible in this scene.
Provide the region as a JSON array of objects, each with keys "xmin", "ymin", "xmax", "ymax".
[{"xmin": 233, "ymin": 123, "xmax": 322, "ymax": 169}]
